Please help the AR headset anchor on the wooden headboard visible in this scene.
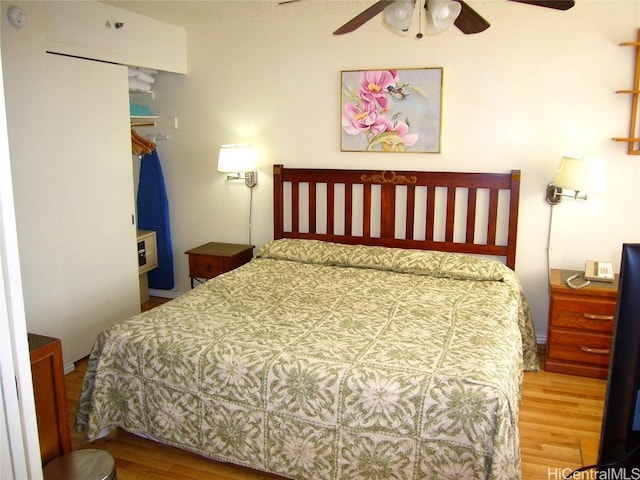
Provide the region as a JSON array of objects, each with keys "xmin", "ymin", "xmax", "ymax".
[{"xmin": 273, "ymin": 165, "xmax": 521, "ymax": 269}]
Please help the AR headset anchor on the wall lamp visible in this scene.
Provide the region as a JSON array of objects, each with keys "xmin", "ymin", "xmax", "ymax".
[
  {"xmin": 545, "ymin": 155, "xmax": 605, "ymax": 205},
  {"xmin": 217, "ymin": 144, "xmax": 257, "ymax": 188}
]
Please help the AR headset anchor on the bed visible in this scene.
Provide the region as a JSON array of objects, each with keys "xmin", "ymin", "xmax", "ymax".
[{"xmin": 76, "ymin": 165, "xmax": 539, "ymax": 480}]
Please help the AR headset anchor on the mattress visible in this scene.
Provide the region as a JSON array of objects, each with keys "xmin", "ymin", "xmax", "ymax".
[{"xmin": 76, "ymin": 239, "xmax": 539, "ymax": 480}]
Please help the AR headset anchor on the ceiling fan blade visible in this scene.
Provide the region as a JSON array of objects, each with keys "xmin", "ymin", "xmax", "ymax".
[
  {"xmin": 453, "ymin": 0, "xmax": 490, "ymax": 34},
  {"xmin": 333, "ymin": 0, "xmax": 393, "ymax": 35},
  {"xmin": 507, "ymin": 0, "xmax": 575, "ymax": 10}
]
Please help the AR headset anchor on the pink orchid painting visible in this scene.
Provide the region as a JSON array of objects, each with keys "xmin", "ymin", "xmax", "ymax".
[{"xmin": 341, "ymin": 68, "xmax": 442, "ymax": 153}]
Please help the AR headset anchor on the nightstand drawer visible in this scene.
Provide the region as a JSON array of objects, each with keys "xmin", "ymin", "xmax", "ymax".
[
  {"xmin": 549, "ymin": 295, "xmax": 616, "ymax": 332},
  {"xmin": 188, "ymin": 254, "xmax": 226, "ymax": 279},
  {"xmin": 547, "ymin": 329, "xmax": 612, "ymax": 366},
  {"xmin": 551, "ymin": 295, "xmax": 616, "ymax": 316}
]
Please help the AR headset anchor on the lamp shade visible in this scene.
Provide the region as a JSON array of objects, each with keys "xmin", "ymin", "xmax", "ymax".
[
  {"xmin": 553, "ymin": 155, "xmax": 606, "ymax": 193},
  {"xmin": 426, "ymin": 0, "xmax": 462, "ymax": 35},
  {"xmin": 383, "ymin": 0, "xmax": 415, "ymax": 35},
  {"xmin": 217, "ymin": 144, "xmax": 257, "ymax": 173}
]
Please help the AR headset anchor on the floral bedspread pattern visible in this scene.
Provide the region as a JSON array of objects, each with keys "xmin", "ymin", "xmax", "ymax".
[{"xmin": 76, "ymin": 239, "xmax": 538, "ymax": 480}]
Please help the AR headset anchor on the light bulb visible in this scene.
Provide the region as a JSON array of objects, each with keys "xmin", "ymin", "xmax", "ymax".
[
  {"xmin": 436, "ymin": 6, "xmax": 450, "ymax": 20},
  {"xmin": 394, "ymin": 6, "xmax": 408, "ymax": 19}
]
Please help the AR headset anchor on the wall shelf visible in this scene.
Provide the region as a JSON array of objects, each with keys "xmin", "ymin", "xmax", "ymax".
[{"xmin": 613, "ymin": 29, "xmax": 640, "ymax": 155}]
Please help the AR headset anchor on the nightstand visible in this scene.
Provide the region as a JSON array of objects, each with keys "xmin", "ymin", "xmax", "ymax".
[
  {"xmin": 546, "ymin": 268, "xmax": 619, "ymax": 378},
  {"xmin": 28, "ymin": 333, "xmax": 72, "ymax": 465},
  {"xmin": 185, "ymin": 242, "xmax": 253, "ymax": 288}
]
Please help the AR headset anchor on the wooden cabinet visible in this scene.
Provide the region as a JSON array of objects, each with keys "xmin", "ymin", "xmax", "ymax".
[
  {"xmin": 546, "ymin": 269, "xmax": 619, "ymax": 378},
  {"xmin": 185, "ymin": 242, "xmax": 253, "ymax": 288},
  {"xmin": 28, "ymin": 334, "xmax": 72, "ymax": 466}
]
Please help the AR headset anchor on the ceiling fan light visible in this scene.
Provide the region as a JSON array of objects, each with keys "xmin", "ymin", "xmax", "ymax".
[
  {"xmin": 383, "ymin": 0, "xmax": 415, "ymax": 36},
  {"xmin": 426, "ymin": 0, "xmax": 462, "ymax": 34}
]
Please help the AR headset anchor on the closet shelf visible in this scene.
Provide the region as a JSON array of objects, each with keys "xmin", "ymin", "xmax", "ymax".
[
  {"xmin": 130, "ymin": 116, "xmax": 178, "ymax": 129},
  {"xmin": 129, "ymin": 90, "xmax": 155, "ymax": 99}
]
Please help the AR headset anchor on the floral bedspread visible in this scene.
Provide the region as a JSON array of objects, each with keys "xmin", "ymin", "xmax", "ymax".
[{"xmin": 76, "ymin": 239, "xmax": 538, "ymax": 480}]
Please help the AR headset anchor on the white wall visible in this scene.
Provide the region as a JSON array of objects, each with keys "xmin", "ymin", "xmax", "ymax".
[
  {"xmin": 5, "ymin": 0, "xmax": 640, "ymax": 343},
  {"xmin": 115, "ymin": 0, "xmax": 640, "ymax": 341}
]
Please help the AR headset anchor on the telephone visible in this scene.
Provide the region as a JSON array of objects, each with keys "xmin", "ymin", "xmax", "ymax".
[
  {"xmin": 565, "ymin": 260, "xmax": 615, "ymax": 289},
  {"xmin": 585, "ymin": 260, "xmax": 615, "ymax": 282}
]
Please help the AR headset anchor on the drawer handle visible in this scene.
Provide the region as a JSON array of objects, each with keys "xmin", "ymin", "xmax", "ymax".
[
  {"xmin": 583, "ymin": 313, "xmax": 614, "ymax": 321},
  {"xmin": 580, "ymin": 346, "xmax": 610, "ymax": 355}
]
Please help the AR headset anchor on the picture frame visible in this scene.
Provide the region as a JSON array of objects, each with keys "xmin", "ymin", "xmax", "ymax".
[{"xmin": 340, "ymin": 67, "xmax": 443, "ymax": 153}]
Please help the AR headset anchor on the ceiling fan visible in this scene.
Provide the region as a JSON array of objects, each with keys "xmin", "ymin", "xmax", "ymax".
[{"xmin": 280, "ymin": 0, "xmax": 575, "ymax": 37}]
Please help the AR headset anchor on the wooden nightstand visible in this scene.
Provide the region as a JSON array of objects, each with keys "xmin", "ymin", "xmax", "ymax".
[
  {"xmin": 546, "ymin": 269, "xmax": 619, "ymax": 378},
  {"xmin": 28, "ymin": 333, "xmax": 72, "ymax": 465},
  {"xmin": 185, "ymin": 242, "xmax": 253, "ymax": 288}
]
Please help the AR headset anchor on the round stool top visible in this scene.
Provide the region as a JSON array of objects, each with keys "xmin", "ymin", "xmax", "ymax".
[{"xmin": 43, "ymin": 449, "xmax": 116, "ymax": 480}]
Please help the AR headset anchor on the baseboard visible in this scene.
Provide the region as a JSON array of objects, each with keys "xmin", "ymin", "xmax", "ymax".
[
  {"xmin": 64, "ymin": 362, "xmax": 75, "ymax": 375},
  {"xmin": 536, "ymin": 334, "xmax": 547, "ymax": 345},
  {"xmin": 148, "ymin": 288, "xmax": 184, "ymax": 299}
]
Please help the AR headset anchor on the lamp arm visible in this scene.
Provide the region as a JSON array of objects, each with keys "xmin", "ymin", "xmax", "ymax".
[{"xmin": 546, "ymin": 182, "xmax": 588, "ymax": 205}]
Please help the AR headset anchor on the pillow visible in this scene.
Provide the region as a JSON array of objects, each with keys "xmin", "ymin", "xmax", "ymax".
[{"xmin": 256, "ymin": 239, "xmax": 511, "ymax": 282}]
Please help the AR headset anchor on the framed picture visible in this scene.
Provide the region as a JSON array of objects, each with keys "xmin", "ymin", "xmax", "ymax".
[{"xmin": 341, "ymin": 67, "xmax": 443, "ymax": 153}]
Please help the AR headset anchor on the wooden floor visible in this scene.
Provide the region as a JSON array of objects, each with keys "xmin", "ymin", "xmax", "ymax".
[{"xmin": 64, "ymin": 297, "xmax": 606, "ymax": 480}]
